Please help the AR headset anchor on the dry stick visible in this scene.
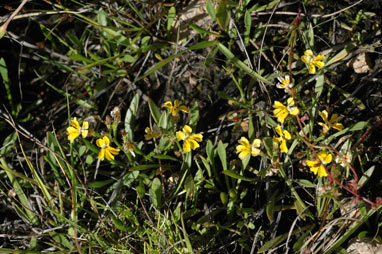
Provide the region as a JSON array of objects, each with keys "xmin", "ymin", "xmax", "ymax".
[{"xmin": 0, "ymin": 0, "xmax": 29, "ymax": 34}]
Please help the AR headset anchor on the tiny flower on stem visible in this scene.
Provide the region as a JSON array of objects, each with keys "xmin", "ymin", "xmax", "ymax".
[
  {"xmin": 276, "ymin": 75, "xmax": 293, "ymax": 93},
  {"xmin": 273, "ymin": 97, "xmax": 299, "ymax": 124},
  {"xmin": 144, "ymin": 125, "xmax": 161, "ymax": 140},
  {"xmin": 318, "ymin": 110, "xmax": 344, "ymax": 133},
  {"xmin": 273, "ymin": 125, "xmax": 292, "ymax": 153},
  {"xmin": 301, "ymin": 50, "xmax": 325, "ymax": 74},
  {"xmin": 306, "ymin": 151, "xmax": 332, "ymax": 177},
  {"xmin": 67, "ymin": 117, "xmax": 89, "ymax": 143},
  {"xmin": 236, "ymin": 137, "xmax": 261, "ymax": 160},
  {"xmin": 335, "ymin": 152, "xmax": 352, "ymax": 168},
  {"xmin": 96, "ymin": 136, "xmax": 120, "ymax": 161},
  {"xmin": 162, "ymin": 99, "xmax": 189, "ymax": 117},
  {"xmin": 176, "ymin": 125, "xmax": 203, "ymax": 153}
]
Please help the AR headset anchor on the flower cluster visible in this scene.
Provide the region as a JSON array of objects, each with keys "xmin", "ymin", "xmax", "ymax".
[{"xmin": 67, "ymin": 117, "xmax": 120, "ymax": 161}]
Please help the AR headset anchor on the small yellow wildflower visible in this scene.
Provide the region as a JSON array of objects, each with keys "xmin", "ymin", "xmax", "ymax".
[
  {"xmin": 67, "ymin": 117, "xmax": 89, "ymax": 143},
  {"xmin": 273, "ymin": 125, "xmax": 292, "ymax": 153},
  {"xmin": 96, "ymin": 136, "xmax": 120, "ymax": 161},
  {"xmin": 236, "ymin": 137, "xmax": 261, "ymax": 160},
  {"xmin": 306, "ymin": 151, "xmax": 332, "ymax": 177},
  {"xmin": 301, "ymin": 50, "xmax": 325, "ymax": 74},
  {"xmin": 273, "ymin": 97, "xmax": 299, "ymax": 124},
  {"xmin": 176, "ymin": 125, "xmax": 203, "ymax": 153},
  {"xmin": 318, "ymin": 110, "xmax": 344, "ymax": 133},
  {"xmin": 276, "ymin": 75, "xmax": 293, "ymax": 93},
  {"xmin": 144, "ymin": 126, "xmax": 161, "ymax": 140},
  {"xmin": 162, "ymin": 100, "xmax": 189, "ymax": 117}
]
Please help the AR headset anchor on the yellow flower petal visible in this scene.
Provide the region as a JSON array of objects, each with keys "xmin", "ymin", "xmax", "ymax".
[
  {"xmin": 283, "ymin": 130, "xmax": 292, "ymax": 140},
  {"xmin": 317, "ymin": 165, "xmax": 328, "ymax": 177},
  {"xmin": 279, "ymin": 140, "xmax": 288, "ymax": 153},
  {"xmin": 183, "ymin": 125, "xmax": 193, "ymax": 135},
  {"xmin": 67, "ymin": 127, "xmax": 80, "ymax": 143},
  {"xmin": 162, "ymin": 101, "xmax": 173, "ymax": 108},
  {"xmin": 275, "ymin": 125, "xmax": 283, "ymax": 136},
  {"xmin": 176, "ymin": 130, "xmax": 186, "ymax": 141},
  {"xmin": 308, "ymin": 63, "xmax": 316, "ymax": 74},
  {"xmin": 98, "ymin": 148, "xmax": 106, "ymax": 161}
]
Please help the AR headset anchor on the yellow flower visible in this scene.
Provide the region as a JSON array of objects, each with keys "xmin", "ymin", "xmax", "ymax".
[
  {"xmin": 306, "ymin": 151, "xmax": 332, "ymax": 177},
  {"xmin": 318, "ymin": 110, "xmax": 344, "ymax": 133},
  {"xmin": 66, "ymin": 117, "xmax": 89, "ymax": 143},
  {"xmin": 273, "ymin": 97, "xmax": 299, "ymax": 124},
  {"xmin": 176, "ymin": 125, "xmax": 203, "ymax": 153},
  {"xmin": 276, "ymin": 75, "xmax": 293, "ymax": 93},
  {"xmin": 162, "ymin": 99, "xmax": 189, "ymax": 117},
  {"xmin": 301, "ymin": 50, "xmax": 325, "ymax": 74},
  {"xmin": 96, "ymin": 136, "xmax": 120, "ymax": 161},
  {"xmin": 144, "ymin": 126, "xmax": 161, "ymax": 140},
  {"xmin": 273, "ymin": 125, "xmax": 292, "ymax": 153},
  {"xmin": 236, "ymin": 137, "xmax": 261, "ymax": 160}
]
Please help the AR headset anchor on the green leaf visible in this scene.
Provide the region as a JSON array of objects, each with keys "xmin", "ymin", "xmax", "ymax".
[
  {"xmin": 217, "ymin": 140, "xmax": 227, "ymax": 171},
  {"xmin": 358, "ymin": 166, "xmax": 375, "ymax": 187},
  {"xmin": 152, "ymin": 154, "xmax": 179, "ymax": 162},
  {"xmin": 130, "ymin": 164, "xmax": 159, "ymax": 171},
  {"xmin": 222, "ymin": 170, "xmax": 255, "ymax": 182},
  {"xmin": 217, "ymin": 42, "xmax": 272, "ymax": 86},
  {"xmin": 185, "ymin": 174, "xmax": 195, "ymax": 198},
  {"xmin": 206, "ymin": 140, "xmax": 215, "ymax": 168},
  {"xmin": 149, "ymin": 178, "xmax": 162, "ymax": 209},
  {"xmin": 294, "ymin": 179, "xmax": 315, "ymax": 188},
  {"xmin": 216, "ymin": 1, "xmax": 230, "ymax": 30},
  {"xmin": 244, "ymin": 10, "xmax": 251, "ymax": 45},
  {"xmin": 348, "ymin": 121, "xmax": 368, "ymax": 131},
  {"xmin": 88, "ymin": 179, "xmax": 114, "ymax": 188},
  {"xmin": 124, "ymin": 93, "xmax": 140, "ymax": 141},
  {"xmin": 206, "ymin": 0, "xmax": 216, "ymax": 21},
  {"xmin": 1, "ymin": 132, "xmax": 17, "ymax": 156},
  {"xmin": 167, "ymin": 7, "xmax": 176, "ymax": 33},
  {"xmin": 315, "ymin": 74, "xmax": 324, "ymax": 98},
  {"xmin": 190, "ymin": 24, "xmax": 224, "ymax": 38},
  {"xmin": 189, "ymin": 101, "xmax": 200, "ymax": 130},
  {"xmin": 148, "ymin": 97, "xmax": 161, "ymax": 124}
]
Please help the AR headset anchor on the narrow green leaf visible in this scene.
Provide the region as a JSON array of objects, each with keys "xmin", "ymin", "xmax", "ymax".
[
  {"xmin": 152, "ymin": 154, "xmax": 179, "ymax": 162},
  {"xmin": 315, "ymin": 74, "xmax": 324, "ymax": 98},
  {"xmin": 217, "ymin": 140, "xmax": 227, "ymax": 171},
  {"xmin": 190, "ymin": 24, "xmax": 224, "ymax": 37},
  {"xmin": 358, "ymin": 166, "xmax": 375, "ymax": 187},
  {"xmin": 222, "ymin": 170, "xmax": 255, "ymax": 182},
  {"xmin": 148, "ymin": 97, "xmax": 161, "ymax": 124},
  {"xmin": 189, "ymin": 101, "xmax": 199, "ymax": 130},
  {"xmin": 217, "ymin": 42, "xmax": 272, "ymax": 85},
  {"xmin": 244, "ymin": 10, "xmax": 251, "ymax": 45},
  {"xmin": 124, "ymin": 93, "xmax": 140, "ymax": 141},
  {"xmin": 88, "ymin": 179, "xmax": 114, "ymax": 188},
  {"xmin": 206, "ymin": 0, "xmax": 216, "ymax": 21},
  {"xmin": 167, "ymin": 7, "xmax": 176, "ymax": 33},
  {"xmin": 130, "ymin": 164, "xmax": 159, "ymax": 171}
]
